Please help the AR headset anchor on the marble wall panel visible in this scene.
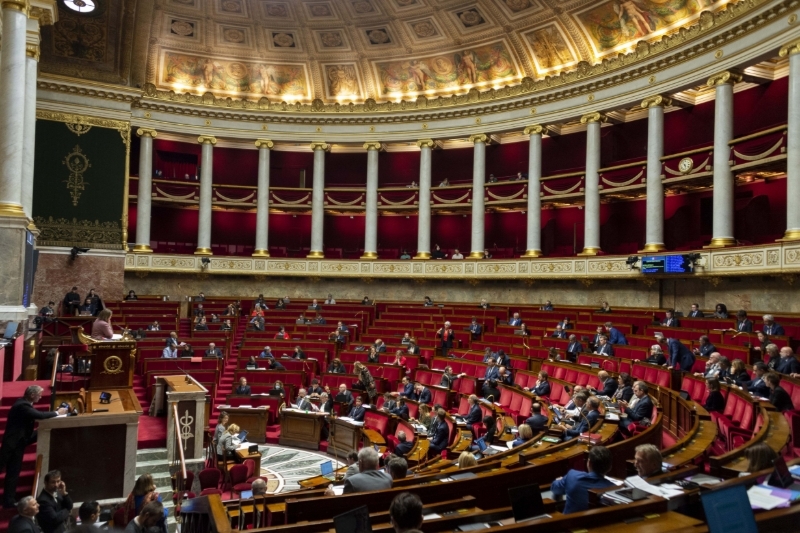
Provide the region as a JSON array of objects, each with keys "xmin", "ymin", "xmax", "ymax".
[{"xmin": 33, "ymin": 251, "xmax": 125, "ymax": 309}]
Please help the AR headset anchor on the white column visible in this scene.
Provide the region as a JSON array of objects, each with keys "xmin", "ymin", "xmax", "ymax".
[
  {"xmin": 579, "ymin": 112, "xmax": 605, "ymax": 255},
  {"xmin": 253, "ymin": 139, "xmax": 273, "ymax": 257},
  {"xmin": 523, "ymin": 125, "xmax": 543, "ymax": 257},
  {"xmin": 414, "ymin": 139, "xmax": 434, "ymax": 259},
  {"xmin": 308, "ymin": 142, "xmax": 328, "ymax": 258},
  {"xmin": 641, "ymin": 96, "xmax": 670, "ymax": 252},
  {"xmin": 781, "ymin": 42, "xmax": 800, "ymax": 240},
  {"xmin": 195, "ymin": 135, "xmax": 216, "ymax": 255},
  {"xmin": 134, "ymin": 128, "xmax": 157, "ymax": 252},
  {"xmin": 361, "ymin": 142, "xmax": 381, "ymax": 259},
  {"xmin": 0, "ymin": 1, "xmax": 31, "ymax": 218},
  {"xmin": 469, "ymin": 134, "xmax": 488, "ymax": 258},
  {"xmin": 21, "ymin": 16, "xmax": 40, "ymax": 225},
  {"xmin": 707, "ymin": 71, "xmax": 740, "ymax": 247}
]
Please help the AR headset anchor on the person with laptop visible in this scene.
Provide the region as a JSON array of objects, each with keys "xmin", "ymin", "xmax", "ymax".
[
  {"xmin": 324, "ymin": 447, "xmax": 392, "ymax": 495},
  {"xmin": 510, "ymin": 424, "xmax": 533, "ymax": 447},
  {"xmin": 216, "ymin": 423, "xmax": 241, "ymax": 459},
  {"xmin": 471, "ymin": 415, "xmax": 497, "ymax": 453},
  {"xmin": 551, "ymin": 445, "xmax": 615, "ymax": 513}
]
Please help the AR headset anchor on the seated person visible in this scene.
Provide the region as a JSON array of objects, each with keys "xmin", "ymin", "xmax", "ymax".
[
  {"xmin": 566, "ymin": 334, "xmax": 583, "ymax": 355},
  {"xmin": 399, "ymin": 250, "xmax": 411, "ymax": 259},
  {"xmin": 747, "ymin": 362, "xmax": 770, "ymax": 397},
  {"xmin": 703, "ymin": 378, "xmax": 725, "ymax": 413},
  {"xmin": 412, "ymin": 383, "xmax": 432, "ymax": 404},
  {"xmin": 360, "ymin": 295, "xmax": 370, "ymax": 305},
  {"xmin": 246, "ymin": 356, "xmax": 259, "ymax": 369},
  {"xmin": 275, "ymin": 298, "xmax": 286, "ymax": 309},
  {"xmin": 399, "ymin": 376, "xmax": 414, "ymax": 397},
  {"xmin": 550, "ymin": 325, "xmax": 567, "ymax": 339},
  {"xmin": 508, "ymin": 313, "xmax": 522, "ymax": 326},
  {"xmin": 431, "ymin": 245, "xmax": 446, "ymax": 260},
  {"xmin": 335, "ymin": 384, "xmax": 355, "ymax": 408},
  {"xmin": 470, "ymin": 415, "xmax": 498, "ymax": 453},
  {"xmin": 462, "ymin": 395, "xmax": 482, "ymax": 425},
  {"xmin": 267, "ymin": 358, "xmax": 285, "ymax": 371},
  {"xmin": 598, "ymin": 301, "xmax": 612, "ymax": 313},
  {"xmin": 194, "ymin": 304, "xmax": 206, "ymax": 317},
  {"xmin": 125, "ymin": 290, "xmax": 138, "ymax": 301},
  {"xmin": 479, "ymin": 298, "xmax": 490, "ymax": 309},
  {"xmin": 406, "ymin": 339, "xmax": 420, "ymax": 355},
  {"xmin": 428, "ymin": 409, "xmax": 450, "ymax": 455},
  {"xmin": 482, "ymin": 379, "xmax": 500, "ymax": 403},
  {"xmin": 469, "ymin": 318, "xmax": 482, "ymax": 339},
  {"xmin": 693, "ymin": 335, "xmax": 716, "ymax": 358},
  {"xmin": 423, "ymin": 296, "xmax": 434, "ymax": 306},
  {"xmin": 220, "ymin": 319, "xmax": 232, "ymax": 331},
  {"xmin": 259, "ymin": 346, "xmax": 274, "ymax": 359},
  {"xmin": 78, "ymin": 297, "xmax": 94, "ymax": 315},
  {"xmin": 694, "ymin": 352, "xmax": 721, "ymax": 378},
  {"xmin": 776, "ymin": 347, "xmax": 800, "ymax": 375},
  {"xmin": 619, "ymin": 381, "xmax": 654, "ymax": 429},
  {"xmin": 250, "ymin": 316, "xmax": 265, "ymax": 331},
  {"xmin": 348, "ymin": 397, "xmax": 366, "ymax": 421},
  {"xmin": 195, "ymin": 317, "xmax": 209, "ymax": 331},
  {"xmin": 634, "ymin": 444, "xmax": 663, "ymax": 478},
  {"xmin": 295, "ymin": 314, "xmax": 307, "ymax": 324},
  {"xmin": 312, "ymin": 313, "xmax": 326, "ymax": 325},
  {"xmin": 735, "ymin": 309, "xmax": 753, "ymax": 332},
  {"xmin": 766, "ymin": 372, "xmax": 795, "ymax": 412},
  {"xmin": 234, "ymin": 378, "xmax": 251, "ymax": 395},
  {"xmin": 510, "ymin": 423, "xmax": 533, "ymax": 447},
  {"xmin": 646, "ymin": 344, "xmax": 666, "ymax": 365},
  {"xmin": 551, "ymin": 446, "xmax": 614, "ymax": 514},
  {"xmin": 325, "ymin": 294, "xmax": 336, "ymax": 305},
  {"xmin": 295, "ymin": 389, "xmax": 316, "ymax": 411},
  {"xmin": 527, "ymin": 371, "xmax": 551, "ymax": 397},
  {"xmin": 589, "ymin": 370, "xmax": 618, "ymax": 397},
  {"xmin": 308, "ymin": 379, "xmax": 324, "ymax": 396},
  {"xmin": 147, "ymin": 321, "xmax": 160, "ymax": 331},
  {"xmin": 524, "ymin": 402, "xmax": 549, "ymax": 432},
  {"xmin": 272, "ymin": 380, "xmax": 286, "ymax": 398},
  {"xmin": 390, "ymin": 397, "xmax": 410, "ymax": 420},
  {"xmin": 614, "ymin": 373, "xmax": 634, "ymax": 403},
  {"xmin": 661, "ymin": 310, "xmax": 680, "ymax": 327},
  {"xmin": 541, "ymin": 300, "xmax": 554, "ymax": 311},
  {"xmin": 210, "ymin": 313, "xmax": 220, "ymax": 323},
  {"xmin": 497, "ymin": 366, "xmax": 513, "ymax": 386},
  {"xmin": 762, "ymin": 314, "xmax": 785, "ymax": 336},
  {"xmin": 558, "ymin": 397, "xmax": 601, "ymax": 441},
  {"xmin": 381, "ymin": 392, "xmax": 397, "ymax": 412},
  {"xmin": 558, "ymin": 317, "xmax": 574, "ymax": 330},
  {"xmin": 393, "ymin": 431, "xmax": 414, "ymax": 457},
  {"xmin": 205, "ymin": 343, "xmax": 222, "ymax": 358},
  {"xmin": 328, "ymin": 358, "xmax": 346, "ymax": 373},
  {"xmin": 274, "ymin": 326, "xmax": 289, "ymax": 340},
  {"xmin": 687, "ymin": 303, "xmax": 704, "ymax": 318},
  {"xmin": 593, "ymin": 335, "xmax": 614, "ymax": 356},
  {"xmin": 162, "ymin": 345, "xmax": 178, "ymax": 358},
  {"xmin": 293, "ymin": 346, "xmax": 306, "ymax": 359}
]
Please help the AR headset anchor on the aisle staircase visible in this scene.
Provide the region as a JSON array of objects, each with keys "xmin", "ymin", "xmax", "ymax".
[
  {"xmin": 135, "ymin": 447, "xmax": 177, "ymax": 533},
  {"xmin": 210, "ymin": 316, "xmax": 247, "ymax": 421}
]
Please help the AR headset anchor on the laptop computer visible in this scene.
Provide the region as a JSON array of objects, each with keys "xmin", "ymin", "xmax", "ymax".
[
  {"xmin": 475, "ymin": 438, "xmax": 499, "ymax": 456},
  {"xmin": 268, "ymin": 389, "xmax": 283, "ymax": 397},
  {"xmin": 320, "ymin": 460, "xmax": 337, "ymax": 481},
  {"xmin": 700, "ymin": 484, "xmax": 758, "ymax": 533},
  {"xmin": 548, "ymin": 405, "xmax": 564, "ymax": 424},
  {"xmin": 590, "ymin": 362, "xmax": 600, "ymax": 369},
  {"xmin": 333, "ymin": 505, "xmax": 372, "ymax": 533},
  {"xmin": 508, "ymin": 483, "xmax": 549, "ymax": 523},
  {"xmin": 236, "ymin": 430, "xmax": 249, "ymax": 442},
  {"xmin": 767, "ymin": 454, "xmax": 798, "ymax": 489}
]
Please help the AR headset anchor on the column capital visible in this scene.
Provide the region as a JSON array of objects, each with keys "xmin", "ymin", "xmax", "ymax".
[
  {"xmin": 580, "ymin": 112, "xmax": 607, "ymax": 124},
  {"xmin": 310, "ymin": 141, "xmax": 330, "ymax": 151},
  {"xmin": 469, "ymin": 133, "xmax": 489, "ymax": 144},
  {"xmin": 1, "ymin": 0, "xmax": 27, "ymax": 13},
  {"xmin": 28, "ymin": 5, "xmax": 55, "ymax": 26},
  {"xmin": 25, "ymin": 43, "xmax": 39, "ymax": 61},
  {"xmin": 254, "ymin": 139, "xmax": 274, "ymax": 149},
  {"xmin": 706, "ymin": 70, "xmax": 742, "ymax": 87},
  {"xmin": 416, "ymin": 139, "xmax": 435, "ymax": 149},
  {"xmin": 640, "ymin": 95, "xmax": 672, "ymax": 109},
  {"xmin": 523, "ymin": 125, "xmax": 544, "ymax": 136},
  {"xmin": 197, "ymin": 135, "xmax": 217, "ymax": 145},
  {"xmin": 136, "ymin": 128, "xmax": 157, "ymax": 138},
  {"xmin": 363, "ymin": 142, "xmax": 382, "ymax": 151},
  {"xmin": 780, "ymin": 40, "xmax": 800, "ymax": 57}
]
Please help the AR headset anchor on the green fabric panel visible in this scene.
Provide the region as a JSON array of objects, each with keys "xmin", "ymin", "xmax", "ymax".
[{"xmin": 32, "ymin": 119, "xmax": 127, "ymax": 249}]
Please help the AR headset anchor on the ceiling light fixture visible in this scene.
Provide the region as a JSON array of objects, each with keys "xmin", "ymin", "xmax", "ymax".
[{"xmin": 64, "ymin": 0, "xmax": 96, "ymax": 13}]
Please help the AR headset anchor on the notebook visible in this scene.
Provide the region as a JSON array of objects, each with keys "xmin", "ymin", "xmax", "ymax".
[
  {"xmin": 701, "ymin": 484, "xmax": 758, "ymax": 533},
  {"xmin": 508, "ymin": 483, "xmax": 548, "ymax": 523},
  {"xmin": 333, "ymin": 505, "xmax": 372, "ymax": 533}
]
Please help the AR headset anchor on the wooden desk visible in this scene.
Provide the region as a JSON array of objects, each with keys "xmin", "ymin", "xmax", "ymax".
[
  {"xmin": 584, "ymin": 511, "xmax": 702, "ymax": 532},
  {"xmin": 279, "ymin": 409, "xmax": 326, "ymax": 450},
  {"xmin": 236, "ymin": 447, "xmax": 263, "ymax": 466},
  {"xmin": 297, "ymin": 465, "xmax": 347, "ymax": 489},
  {"xmin": 329, "ymin": 417, "xmax": 361, "ymax": 460},
  {"xmin": 220, "ymin": 405, "xmax": 269, "ymax": 444}
]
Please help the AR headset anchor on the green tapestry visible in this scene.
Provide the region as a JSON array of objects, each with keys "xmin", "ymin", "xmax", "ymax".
[{"xmin": 32, "ymin": 113, "xmax": 129, "ymax": 249}]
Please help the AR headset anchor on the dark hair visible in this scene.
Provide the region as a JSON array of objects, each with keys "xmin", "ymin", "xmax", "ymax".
[
  {"xmin": 217, "ymin": 411, "xmax": 228, "ymax": 423},
  {"xmin": 707, "ymin": 378, "xmax": 721, "ymax": 392},
  {"xmin": 44, "ymin": 470, "xmax": 61, "ymax": 483},
  {"xmin": 347, "ymin": 451, "xmax": 359, "ymax": 462},
  {"xmin": 765, "ymin": 372, "xmax": 781, "ymax": 386},
  {"xmin": 754, "ymin": 361, "xmax": 769, "ymax": 372},
  {"xmin": 483, "ymin": 415, "xmax": 495, "ymax": 426},
  {"xmin": 737, "ymin": 309, "xmax": 748, "ymax": 319},
  {"xmin": 78, "ymin": 501, "xmax": 99, "ymax": 522},
  {"xmin": 387, "ymin": 457, "xmax": 408, "ymax": 480},
  {"xmin": 389, "ymin": 492, "xmax": 423, "ymax": 531},
  {"xmin": 141, "ymin": 501, "xmax": 164, "ymax": 518},
  {"xmin": 618, "ymin": 372, "xmax": 633, "ymax": 387},
  {"xmin": 588, "ymin": 446, "xmax": 613, "ymax": 475}
]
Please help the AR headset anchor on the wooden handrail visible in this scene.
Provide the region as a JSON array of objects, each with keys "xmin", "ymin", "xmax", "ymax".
[
  {"xmin": 31, "ymin": 454, "xmax": 43, "ymax": 497},
  {"xmin": 172, "ymin": 403, "xmax": 188, "ymax": 502}
]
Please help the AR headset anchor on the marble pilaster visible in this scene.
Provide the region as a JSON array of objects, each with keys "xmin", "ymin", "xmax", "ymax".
[
  {"xmin": 253, "ymin": 139, "xmax": 273, "ymax": 257},
  {"xmin": 522, "ymin": 125, "xmax": 543, "ymax": 257},
  {"xmin": 134, "ymin": 128, "xmax": 157, "ymax": 252},
  {"xmin": 361, "ymin": 142, "xmax": 381, "ymax": 259},
  {"xmin": 414, "ymin": 139, "xmax": 434, "ymax": 259},
  {"xmin": 308, "ymin": 142, "xmax": 329, "ymax": 258},
  {"xmin": 579, "ymin": 112, "xmax": 605, "ymax": 256},
  {"xmin": 195, "ymin": 135, "xmax": 216, "ymax": 255},
  {"xmin": 469, "ymin": 134, "xmax": 488, "ymax": 258},
  {"xmin": 780, "ymin": 42, "xmax": 800, "ymax": 241},
  {"xmin": 641, "ymin": 96, "xmax": 670, "ymax": 252}
]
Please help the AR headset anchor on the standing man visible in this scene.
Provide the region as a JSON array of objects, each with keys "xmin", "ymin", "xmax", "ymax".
[
  {"xmin": 63, "ymin": 287, "xmax": 81, "ymax": 316},
  {"xmin": 36, "ymin": 470, "xmax": 72, "ymax": 533},
  {"xmin": 656, "ymin": 335, "xmax": 695, "ymax": 372},
  {"xmin": 436, "ymin": 321, "xmax": 454, "ymax": 358},
  {"xmin": 0, "ymin": 387, "xmax": 67, "ymax": 508}
]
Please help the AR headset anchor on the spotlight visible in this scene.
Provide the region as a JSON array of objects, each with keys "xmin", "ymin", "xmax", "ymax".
[
  {"xmin": 70, "ymin": 247, "xmax": 89, "ymax": 260},
  {"xmin": 200, "ymin": 257, "xmax": 211, "ymax": 270},
  {"xmin": 625, "ymin": 256, "xmax": 640, "ymax": 270}
]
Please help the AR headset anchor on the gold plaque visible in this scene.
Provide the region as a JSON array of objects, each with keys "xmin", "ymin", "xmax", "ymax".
[{"xmin": 102, "ymin": 355, "xmax": 124, "ymax": 375}]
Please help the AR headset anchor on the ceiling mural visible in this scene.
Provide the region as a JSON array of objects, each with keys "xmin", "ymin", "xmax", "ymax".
[{"xmin": 39, "ymin": 0, "xmax": 732, "ymax": 100}]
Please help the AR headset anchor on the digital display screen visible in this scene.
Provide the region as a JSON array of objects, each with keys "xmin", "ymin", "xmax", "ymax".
[{"xmin": 641, "ymin": 255, "xmax": 694, "ymax": 274}]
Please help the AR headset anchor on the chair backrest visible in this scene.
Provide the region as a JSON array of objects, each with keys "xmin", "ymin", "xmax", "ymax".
[
  {"xmin": 229, "ymin": 464, "xmax": 249, "ymax": 484},
  {"xmin": 243, "ymin": 459, "xmax": 256, "ymax": 480},
  {"xmin": 199, "ymin": 468, "xmax": 221, "ymax": 490}
]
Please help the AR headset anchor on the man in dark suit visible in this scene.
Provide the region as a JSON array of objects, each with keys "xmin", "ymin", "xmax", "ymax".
[
  {"xmin": 524, "ymin": 402, "xmax": 549, "ymax": 432},
  {"xmin": 36, "ymin": 471, "xmax": 72, "ymax": 533},
  {"xmin": 776, "ymin": 347, "xmax": 800, "ymax": 375},
  {"xmin": 550, "ymin": 446, "xmax": 614, "ymax": 514},
  {"xmin": 484, "ymin": 358, "xmax": 499, "ymax": 381},
  {"xmin": 399, "ymin": 377, "xmax": 414, "ymax": 398},
  {"xmin": 508, "ymin": 313, "xmax": 522, "ymax": 326},
  {"xmin": 604, "ymin": 323, "xmax": 627, "ymax": 345},
  {"xmin": 593, "ymin": 336, "xmax": 614, "ymax": 356},
  {"xmin": 766, "ymin": 372, "xmax": 795, "ymax": 412},
  {"xmin": 412, "ymin": 384, "xmax": 431, "ymax": 404},
  {"xmin": 348, "ymin": 397, "xmax": 366, "ymax": 421},
  {"xmin": 531, "ymin": 371, "xmax": 551, "ymax": 397},
  {"xmin": 374, "ymin": 339, "xmax": 387, "ymax": 353},
  {"xmin": 550, "ymin": 326, "xmax": 567, "ymax": 339},
  {"xmin": 478, "ymin": 299, "xmax": 490, "ymax": 310},
  {"xmin": 296, "ymin": 389, "xmax": 314, "ymax": 411},
  {"xmin": 658, "ymin": 335, "xmax": 695, "ymax": 372},
  {"xmin": 482, "ymin": 379, "xmax": 500, "ymax": 402},
  {"xmin": 339, "ymin": 447, "xmax": 392, "ymax": 494},
  {"xmin": 406, "ymin": 340, "xmax": 420, "ymax": 355},
  {"xmin": 469, "ymin": 318, "xmax": 482, "ymax": 340},
  {"xmin": 591, "ymin": 326, "xmax": 604, "ymax": 349},
  {"xmin": 309, "ymin": 299, "xmax": 321, "ymax": 311},
  {"xmin": 566, "ymin": 335, "xmax": 584, "ymax": 356},
  {"xmin": 762, "ymin": 314, "xmax": 785, "ymax": 336},
  {"xmin": 592, "ymin": 371, "xmax": 618, "ymax": 397},
  {"xmin": 498, "ymin": 366, "xmax": 513, "ymax": 386},
  {"xmin": 693, "ymin": 335, "xmax": 717, "ymax": 358},
  {"xmin": 267, "ymin": 359, "xmax": 285, "ymax": 371},
  {"xmin": 561, "ymin": 397, "xmax": 601, "ymax": 440},
  {"xmin": 393, "ymin": 431, "xmax": 414, "ymax": 457},
  {"xmin": 9, "ymin": 496, "xmax": 40, "ymax": 533},
  {"xmin": 234, "ymin": 378, "xmax": 251, "ymax": 395},
  {"xmin": 436, "ymin": 321, "xmax": 454, "ymax": 358},
  {"xmin": 428, "ymin": 409, "xmax": 450, "ymax": 455},
  {"xmin": 541, "ymin": 300, "xmax": 554, "ymax": 311},
  {"xmin": 62, "ymin": 287, "xmax": 81, "ymax": 316},
  {"xmin": 735, "ymin": 310, "xmax": 753, "ymax": 332},
  {"xmin": 334, "ymin": 321, "xmax": 349, "ymax": 343},
  {"xmin": 336, "ymin": 384, "xmax": 355, "ymax": 408},
  {"xmin": 462, "ymin": 395, "xmax": 482, "ymax": 425},
  {"xmin": 390, "ymin": 398, "xmax": 410, "ymax": 420},
  {"xmin": 204, "ymin": 343, "xmax": 223, "ymax": 358},
  {"xmin": 661, "ymin": 310, "xmax": 680, "ymax": 328},
  {"xmin": 0, "ymin": 387, "xmax": 66, "ymax": 508},
  {"xmin": 687, "ymin": 303, "xmax": 704, "ymax": 318},
  {"xmin": 621, "ymin": 381, "xmax": 654, "ymax": 425},
  {"xmin": 558, "ymin": 317, "xmax": 574, "ymax": 330},
  {"xmin": 748, "ymin": 362, "xmax": 770, "ymax": 397}
]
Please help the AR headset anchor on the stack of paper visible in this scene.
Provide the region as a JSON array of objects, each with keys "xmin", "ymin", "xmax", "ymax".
[
  {"xmin": 624, "ymin": 475, "xmax": 684, "ymax": 500},
  {"xmin": 747, "ymin": 486, "xmax": 790, "ymax": 510}
]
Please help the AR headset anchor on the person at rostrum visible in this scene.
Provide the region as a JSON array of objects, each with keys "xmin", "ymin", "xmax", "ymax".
[
  {"xmin": 634, "ymin": 444, "xmax": 663, "ymax": 478},
  {"xmin": 551, "ymin": 445, "xmax": 614, "ymax": 514},
  {"xmin": 9, "ymin": 496, "xmax": 39, "ymax": 533},
  {"xmin": 36, "ymin": 470, "xmax": 72, "ymax": 533},
  {"xmin": 216, "ymin": 424, "xmax": 241, "ymax": 460},
  {"xmin": 234, "ymin": 378, "xmax": 251, "ymax": 395},
  {"xmin": 91, "ymin": 309, "xmax": 115, "ymax": 340},
  {"xmin": 326, "ymin": 447, "xmax": 392, "ymax": 495},
  {"xmin": 63, "ymin": 286, "xmax": 81, "ymax": 316},
  {"xmin": 389, "ymin": 492, "xmax": 423, "ymax": 533},
  {"xmin": 0, "ymin": 386, "xmax": 68, "ymax": 508}
]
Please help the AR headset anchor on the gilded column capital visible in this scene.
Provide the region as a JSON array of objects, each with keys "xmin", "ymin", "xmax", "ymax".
[
  {"xmin": 309, "ymin": 141, "xmax": 330, "ymax": 151},
  {"xmin": 469, "ymin": 133, "xmax": 489, "ymax": 144},
  {"xmin": 197, "ymin": 135, "xmax": 217, "ymax": 145},
  {"xmin": 523, "ymin": 125, "xmax": 544, "ymax": 136},
  {"xmin": 779, "ymin": 40, "xmax": 800, "ymax": 57},
  {"xmin": 254, "ymin": 139, "xmax": 274, "ymax": 149},
  {"xmin": 25, "ymin": 43, "xmax": 39, "ymax": 61},
  {"xmin": 706, "ymin": 70, "xmax": 742, "ymax": 87},
  {"xmin": 1, "ymin": 0, "xmax": 28, "ymax": 13},
  {"xmin": 363, "ymin": 142, "xmax": 382, "ymax": 151},
  {"xmin": 28, "ymin": 5, "xmax": 54, "ymax": 25},
  {"xmin": 136, "ymin": 128, "xmax": 157, "ymax": 138},
  {"xmin": 640, "ymin": 95, "xmax": 672, "ymax": 109},
  {"xmin": 416, "ymin": 139, "xmax": 435, "ymax": 149},
  {"xmin": 580, "ymin": 112, "xmax": 607, "ymax": 124}
]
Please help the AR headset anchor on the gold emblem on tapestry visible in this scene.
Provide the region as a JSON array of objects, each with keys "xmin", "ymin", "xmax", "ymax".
[
  {"xmin": 63, "ymin": 145, "xmax": 91, "ymax": 206},
  {"xmin": 65, "ymin": 122, "xmax": 92, "ymax": 136}
]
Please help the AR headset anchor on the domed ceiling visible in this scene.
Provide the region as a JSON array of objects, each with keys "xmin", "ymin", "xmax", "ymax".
[{"xmin": 41, "ymin": 0, "xmax": 729, "ymax": 102}]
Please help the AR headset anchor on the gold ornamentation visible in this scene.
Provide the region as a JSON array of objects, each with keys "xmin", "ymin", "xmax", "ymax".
[
  {"xmin": 712, "ymin": 253, "xmax": 764, "ymax": 268},
  {"xmin": 136, "ymin": 128, "xmax": 157, "ymax": 138},
  {"xmin": 29, "ymin": 6, "xmax": 54, "ymax": 26},
  {"xmin": 523, "ymin": 125, "xmax": 544, "ymax": 136},
  {"xmin": 640, "ymin": 243, "xmax": 666, "ymax": 253},
  {"xmin": 580, "ymin": 112, "xmax": 606, "ymax": 124},
  {"xmin": 2, "ymin": 0, "xmax": 27, "ymax": 12},
  {"xmin": 132, "ymin": 244, "xmax": 153, "ymax": 253},
  {"xmin": 579, "ymin": 279, "xmax": 593, "ymax": 287},
  {"xmin": 714, "ymin": 50, "xmax": 724, "ymax": 59},
  {"xmin": 37, "ymin": 111, "xmax": 130, "ymax": 143},
  {"xmin": 102, "ymin": 355, "xmax": 124, "ymax": 375},
  {"xmin": 65, "ymin": 122, "xmax": 92, "ymax": 136},
  {"xmin": 705, "ymin": 237, "xmax": 736, "ymax": 248},
  {"xmin": 197, "ymin": 135, "xmax": 217, "ymax": 145},
  {"xmin": 255, "ymin": 139, "xmax": 274, "ymax": 149},
  {"xmin": 25, "ymin": 44, "xmax": 39, "ymax": 61},
  {"xmin": 522, "ymin": 250, "xmax": 542, "ymax": 258},
  {"xmin": 469, "ymin": 134, "xmax": 488, "ymax": 144},
  {"xmin": 578, "ymin": 247, "xmax": 601, "ymax": 256},
  {"xmin": 307, "ymin": 250, "xmax": 325, "ymax": 258},
  {"xmin": 641, "ymin": 95, "xmax": 672, "ymax": 109},
  {"xmin": 63, "ymin": 145, "xmax": 91, "ymax": 206},
  {"xmin": 678, "ymin": 158, "xmax": 694, "ymax": 174},
  {"xmin": 416, "ymin": 139, "xmax": 434, "ymax": 148},
  {"xmin": 310, "ymin": 142, "xmax": 330, "ymax": 151},
  {"xmin": 194, "ymin": 247, "xmax": 213, "ymax": 255},
  {"xmin": 363, "ymin": 142, "xmax": 382, "ymax": 151},
  {"xmin": 706, "ymin": 70, "xmax": 742, "ymax": 87},
  {"xmin": 0, "ymin": 203, "xmax": 26, "ymax": 217}
]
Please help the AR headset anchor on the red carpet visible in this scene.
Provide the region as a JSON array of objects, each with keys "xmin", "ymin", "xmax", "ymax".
[{"xmin": 137, "ymin": 413, "xmax": 167, "ymax": 449}]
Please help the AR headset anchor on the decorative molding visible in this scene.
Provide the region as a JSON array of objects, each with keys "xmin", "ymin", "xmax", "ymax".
[
  {"xmin": 34, "ymin": 216, "xmax": 123, "ymax": 250},
  {"xmin": 416, "ymin": 139, "xmax": 435, "ymax": 149},
  {"xmin": 36, "ymin": 110, "xmax": 129, "ymax": 133},
  {"xmin": 254, "ymin": 139, "xmax": 274, "ymax": 149},
  {"xmin": 779, "ymin": 40, "xmax": 800, "ymax": 57},
  {"xmin": 640, "ymin": 95, "xmax": 672, "ymax": 109},
  {"xmin": 197, "ymin": 135, "xmax": 217, "ymax": 145},
  {"xmin": 706, "ymin": 70, "xmax": 743, "ymax": 87},
  {"xmin": 469, "ymin": 134, "xmax": 489, "ymax": 144},
  {"xmin": 580, "ymin": 112, "xmax": 606, "ymax": 124},
  {"xmin": 523, "ymin": 125, "xmax": 544, "ymax": 136},
  {"xmin": 136, "ymin": 128, "xmax": 157, "ymax": 138},
  {"xmin": 310, "ymin": 141, "xmax": 330, "ymax": 151},
  {"xmin": 363, "ymin": 142, "xmax": 382, "ymax": 151}
]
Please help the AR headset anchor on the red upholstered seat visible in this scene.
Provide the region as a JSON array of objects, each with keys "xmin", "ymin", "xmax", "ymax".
[
  {"xmin": 458, "ymin": 379, "xmax": 475, "ymax": 396},
  {"xmin": 230, "ymin": 464, "xmax": 250, "ymax": 498},
  {"xmin": 199, "ymin": 488, "xmax": 222, "ymax": 496},
  {"xmin": 198, "ymin": 468, "xmax": 222, "ymax": 491},
  {"xmin": 364, "ymin": 411, "xmax": 389, "ymax": 435}
]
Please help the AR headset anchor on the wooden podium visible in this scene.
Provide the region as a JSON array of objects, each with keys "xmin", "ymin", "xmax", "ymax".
[
  {"xmin": 219, "ymin": 405, "xmax": 269, "ymax": 444},
  {"xmin": 70, "ymin": 326, "xmax": 136, "ymax": 390},
  {"xmin": 279, "ymin": 409, "xmax": 326, "ymax": 450},
  {"xmin": 152, "ymin": 375, "xmax": 208, "ymax": 463},
  {"xmin": 329, "ymin": 418, "xmax": 362, "ymax": 460}
]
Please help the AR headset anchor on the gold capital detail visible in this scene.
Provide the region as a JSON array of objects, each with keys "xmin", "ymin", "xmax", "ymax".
[
  {"xmin": 28, "ymin": 6, "xmax": 53, "ymax": 26},
  {"xmin": 524, "ymin": 125, "xmax": 544, "ymax": 136},
  {"xmin": 416, "ymin": 139, "xmax": 434, "ymax": 149},
  {"xmin": 255, "ymin": 139, "xmax": 274, "ymax": 149},
  {"xmin": 706, "ymin": 70, "xmax": 742, "ymax": 87},
  {"xmin": 136, "ymin": 128, "xmax": 157, "ymax": 138},
  {"xmin": 469, "ymin": 134, "xmax": 488, "ymax": 144},
  {"xmin": 363, "ymin": 142, "xmax": 382, "ymax": 151},
  {"xmin": 779, "ymin": 40, "xmax": 800, "ymax": 57},
  {"xmin": 580, "ymin": 112, "xmax": 606, "ymax": 124},
  {"xmin": 63, "ymin": 145, "xmax": 91, "ymax": 206},
  {"xmin": 2, "ymin": 0, "xmax": 27, "ymax": 13},
  {"xmin": 194, "ymin": 247, "xmax": 213, "ymax": 256},
  {"xmin": 310, "ymin": 142, "xmax": 329, "ymax": 151},
  {"xmin": 0, "ymin": 202, "xmax": 26, "ymax": 217},
  {"xmin": 197, "ymin": 135, "xmax": 217, "ymax": 145},
  {"xmin": 25, "ymin": 44, "xmax": 39, "ymax": 61},
  {"xmin": 641, "ymin": 95, "xmax": 672, "ymax": 109}
]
